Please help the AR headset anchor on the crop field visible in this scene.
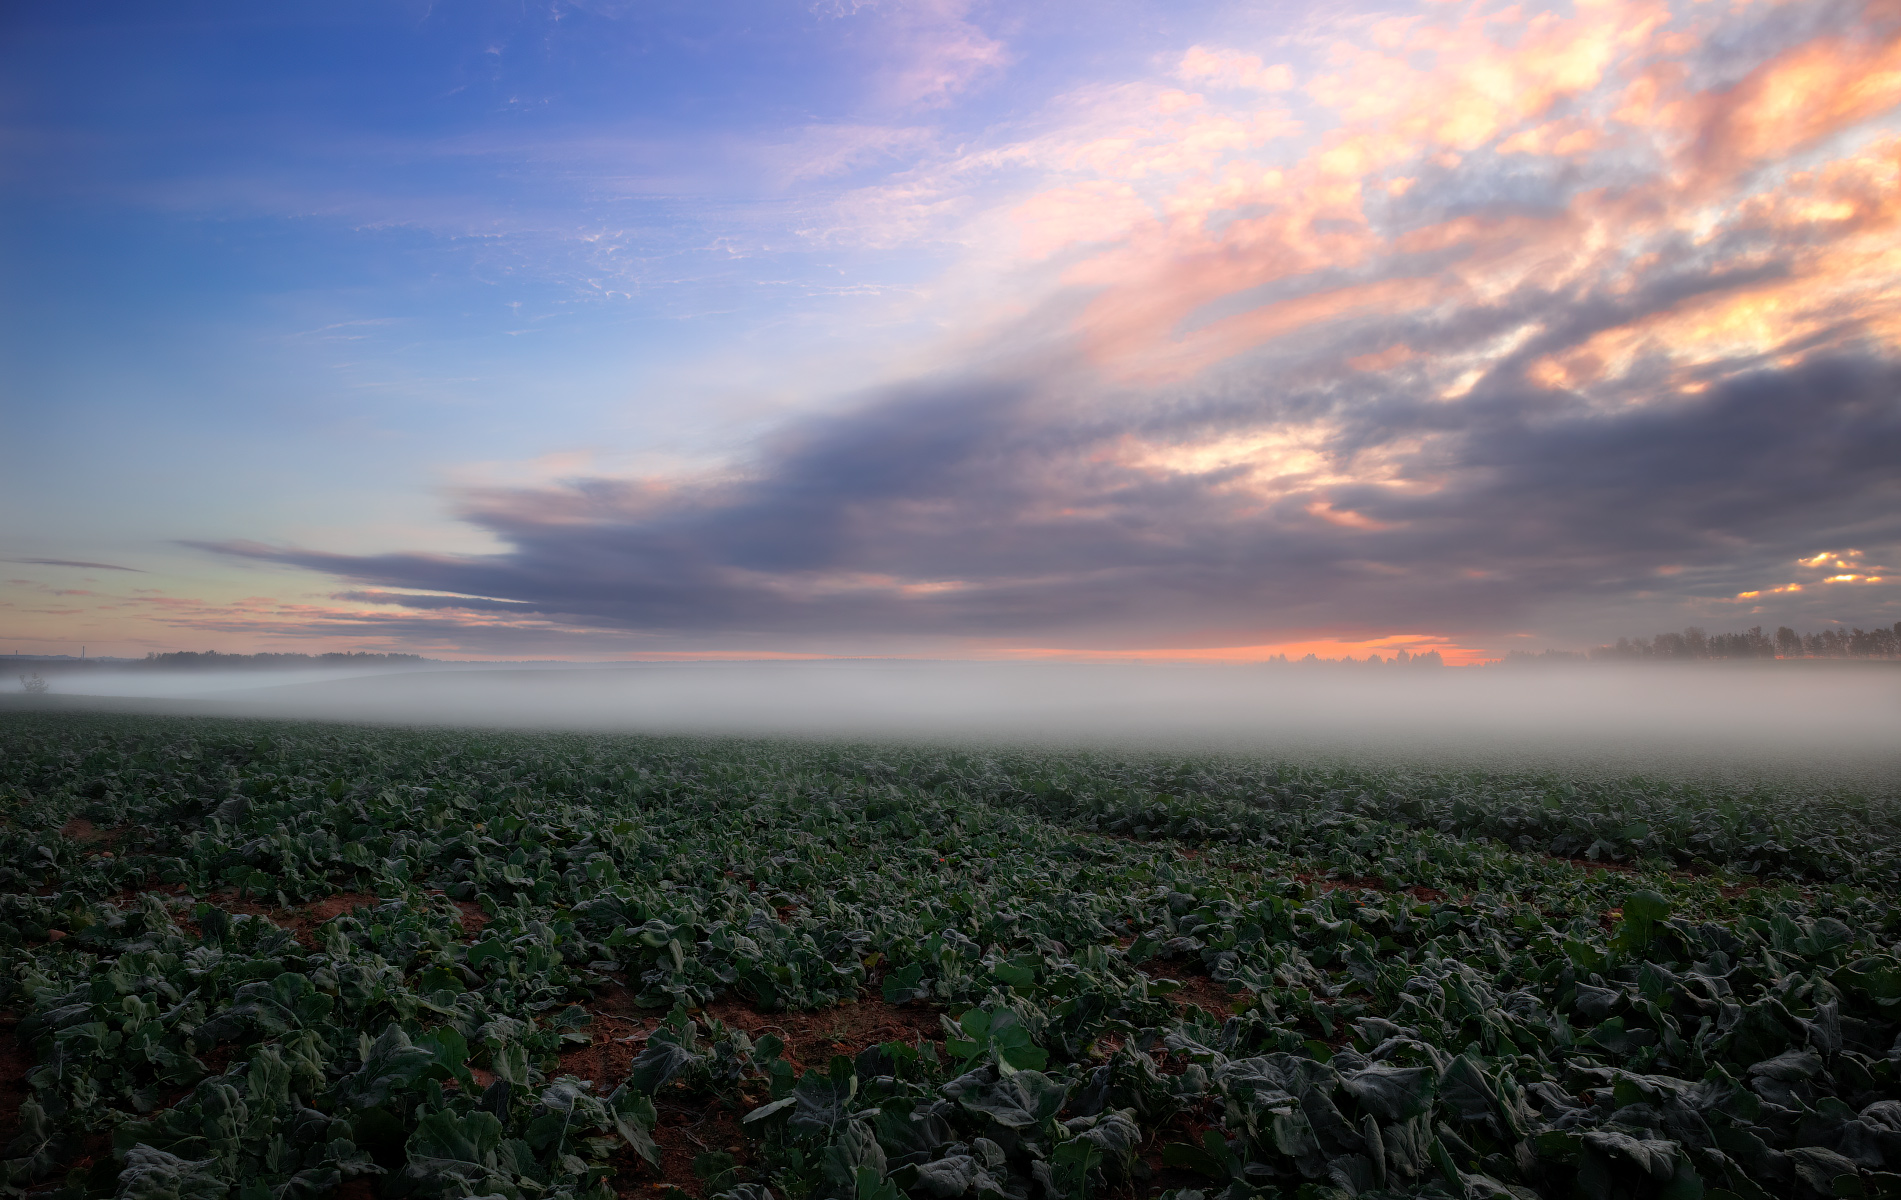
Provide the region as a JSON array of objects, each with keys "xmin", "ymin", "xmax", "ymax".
[{"xmin": 3, "ymin": 712, "xmax": 1901, "ymax": 1200}]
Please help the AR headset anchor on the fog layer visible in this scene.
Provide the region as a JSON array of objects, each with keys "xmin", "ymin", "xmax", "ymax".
[{"xmin": 13, "ymin": 660, "xmax": 1898, "ymax": 785}]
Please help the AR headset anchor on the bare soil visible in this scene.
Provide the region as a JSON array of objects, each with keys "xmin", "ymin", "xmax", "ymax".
[
  {"xmin": 567, "ymin": 986, "xmax": 949, "ymax": 1196},
  {"xmin": 59, "ymin": 818, "xmax": 129, "ymax": 849}
]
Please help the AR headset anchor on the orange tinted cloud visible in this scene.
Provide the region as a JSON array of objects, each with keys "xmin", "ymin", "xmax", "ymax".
[
  {"xmin": 1132, "ymin": 276, "xmax": 1439, "ymax": 381},
  {"xmin": 1526, "ymin": 135, "xmax": 1901, "ymax": 390},
  {"xmin": 1652, "ymin": 31, "xmax": 1901, "ymax": 187},
  {"xmin": 1305, "ymin": 500, "xmax": 1398, "ymax": 530},
  {"xmin": 1347, "ymin": 343, "xmax": 1416, "ymax": 372},
  {"xmin": 1006, "ymin": 0, "xmax": 1901, "ymax": 392},
  {"xmin": 1306, "ymin": 0, "xmax": 1662, "ymax": 153}
]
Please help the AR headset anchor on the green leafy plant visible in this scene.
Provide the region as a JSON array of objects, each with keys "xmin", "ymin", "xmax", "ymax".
[{"xmin": 3, "ymin": 710, "xmax": 1901, "ymax": 1200}]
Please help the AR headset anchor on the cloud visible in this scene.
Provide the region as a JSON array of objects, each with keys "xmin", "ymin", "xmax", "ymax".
[
  {"xmin": 3, "ymin": 558, "xmax": 144, "ymax": 572},
  {"xmin": 199, "ymin": 351, "xmax": 1901, "ymax": 647},
  {"xmin": 329, "ymin": 590, "xmax": 539, "ymax": 613},
  {"xmin": 1011, "ymin": 181, "xmax": 1153, "ymax": 259},
  {"xmin": 819, "ymin": 0, "xmax": 1008, "ymax": 110},
  {"xmin": 175, "ymin": 0, "xmax": 1901, "ymax": 652},
  {"xmin": 769, "ymin": 124, "xmax": 941, "ymax": 186},
  {"xmin": 1015, "ymin": 0, "xmax": 1901, "ymax": 389},
  {"xmin": 1178, "ymin": 46, "xmax": 1294, "ymax": 93}
]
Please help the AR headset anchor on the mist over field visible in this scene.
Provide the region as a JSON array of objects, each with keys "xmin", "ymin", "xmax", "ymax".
[{"xmin": 15, "ymin": 660, "xmax": 1899, "ymax": 785}]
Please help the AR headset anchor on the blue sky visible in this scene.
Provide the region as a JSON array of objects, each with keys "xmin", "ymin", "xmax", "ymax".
[{"xmin": 4, "ymin": 0, "xmax": 1899, "ymax": 661}]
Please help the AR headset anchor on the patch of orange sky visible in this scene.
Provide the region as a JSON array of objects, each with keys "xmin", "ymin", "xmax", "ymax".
[
  {"xmin": 7, "ymin": 575, "xmax": 1507, "ymax": 664},
  {"xmin": 994, "ymin": 636, "xmax": 1492, "ymax": 666}
]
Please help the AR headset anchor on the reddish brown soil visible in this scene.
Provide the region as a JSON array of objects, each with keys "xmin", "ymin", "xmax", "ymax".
[
  {"xmin": 199, "ymin": 1044, "xmax": 237, "ymax": 1077},
  {"xmin": 697, "ymin": 996, "xmax": 944, "ymax": 1073},
  {"xmin": 1558, "ymin": 856, "xmax": 1638, "ymax": 874},
  {"xmin": 416, "ymin": 890, "xmax": 492, "ymax": 939},
  {"xmin": 1171, "ymin": 972, "xmax": 1242, "ymax": 1019},
  {"xmin": 101, "ymin": 882, "xmax": 193, "ymax": 909},
  {"xmin": 1119, "ymin": 938, "xmax": 1235, "ymax": 1016},
  {"xmin": 647, "ymin": 1099, "xmax": 749, "ymax": 1195},
  {"xmin": 177, "ymin": 889, "xmax": 388, "ymax": 949},
  {"xmin": 128, "ymin": 888, "xmax": 501, "ymax": 952},
  {"xmin": 572, "ymin": 989, "xmax": 946, "ymax": 1196},
  {"xmin": 276, "ymin": 892, "xmax": 388, "ymax": 947},
  {"xmin": 1135, "ymin": 968, "xmax": 1243, "ymax": 1019},
  {"xmin": 59, "ymin": 818, "xmax": 127, "ymax": 848},
  {"xmin": 556, "ymin": 982, "xmax": 649, "ymax": 1093},
  {"xmin": 1133, "ymin": 1104, "xmax": 1229, "ymax": 1196},
  {"xmin": 452, "ymin": 901, "xmax": 491, "ymax": 937},
  {"xmin": 301, "ymin": 892, "xmax": 385, "ymax": 922}
]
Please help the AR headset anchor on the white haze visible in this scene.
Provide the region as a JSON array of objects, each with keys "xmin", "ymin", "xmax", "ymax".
[
  {"xmin": 10, "ymin": 667, "xmax": 423, "ymax": 698},
  {"xmin": 17, "ymin": 660, "xmax": 1900, "ymax": 786}
]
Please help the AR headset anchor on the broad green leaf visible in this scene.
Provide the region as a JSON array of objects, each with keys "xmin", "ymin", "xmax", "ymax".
[{"xmin": 1340, "ymin": 1065, "xmax": 1435, "ymax": 1123}]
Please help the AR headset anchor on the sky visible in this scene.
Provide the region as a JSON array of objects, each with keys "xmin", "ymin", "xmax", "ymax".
[{"xmin": 2, "ymin": 0, "xmax": 1899, "ymax": 664}]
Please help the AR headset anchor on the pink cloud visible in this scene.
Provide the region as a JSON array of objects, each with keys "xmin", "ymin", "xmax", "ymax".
[
  {"xmin": 1633, "ymin": 28, "xmax": 1901, "ymax": 189},
  {"xmin": 1178, "ymin": 45, "xmax": 1295, "ymax": 93},
  {"xmin": 831, "ymin": 0, "xmax": 1008, "ymax": 109},
  {"xmin": 1012, "ymin": 180, "xmax": 1154, "ymax": 259},
  {"xmin": 1003, "ymin": 0, "xmax": 1901, "ymax": 389}
]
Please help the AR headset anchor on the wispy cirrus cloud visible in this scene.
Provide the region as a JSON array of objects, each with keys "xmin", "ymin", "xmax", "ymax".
[
  {"xmin": 2, "ymin": 558, "xmax": 144, "ymax": 572},
  {"xmin": 814, "ymin": 0, "xmax": 1009, "ymax": 110}
]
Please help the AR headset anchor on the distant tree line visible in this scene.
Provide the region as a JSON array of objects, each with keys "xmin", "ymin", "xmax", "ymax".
[
  {"xmin": 137, "ymin": 650, "xmax": 430, "ymax": 669},
  {"xmin": 1504, "ymin": 622, "xmax": 1901, "ymax": 664},
  {"xmin": 1267, "ymin": 649, "xmax": 1446, "ymax": 666}
]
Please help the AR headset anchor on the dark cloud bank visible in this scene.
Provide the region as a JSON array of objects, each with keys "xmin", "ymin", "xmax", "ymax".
[{"xmin": 201, "ymin": 352, "xmax": 1901, "ymax": 647}]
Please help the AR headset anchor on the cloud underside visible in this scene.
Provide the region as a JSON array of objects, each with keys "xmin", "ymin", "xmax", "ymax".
[
  {"xmin": 202, "ymin": 353, "xmax": 1901, "ymax": 642},
  {"xmin": 209, "ymin": 0, "xmax": 1901, "ymax": 646}
]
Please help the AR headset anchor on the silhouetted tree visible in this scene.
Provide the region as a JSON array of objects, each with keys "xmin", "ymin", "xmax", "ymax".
[{"xmin": 1588, "ymin": 622, "xmax": 1901, "ymax": 661}]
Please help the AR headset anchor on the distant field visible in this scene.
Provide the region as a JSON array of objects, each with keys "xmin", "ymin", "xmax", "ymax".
[{"xmin": 4, "ymin": 711, "xmax": 1901, "ymax": 1200}]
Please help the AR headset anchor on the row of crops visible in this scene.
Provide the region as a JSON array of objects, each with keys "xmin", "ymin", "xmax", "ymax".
[{"xmin": 3, "ymin": 711, "xmax": 1901, "ymax": 1200}]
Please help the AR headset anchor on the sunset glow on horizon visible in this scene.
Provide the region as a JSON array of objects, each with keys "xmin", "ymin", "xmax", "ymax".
[{"xmin": 4, "ymin": 0, "xmax": 1899, "ymax": 661}]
